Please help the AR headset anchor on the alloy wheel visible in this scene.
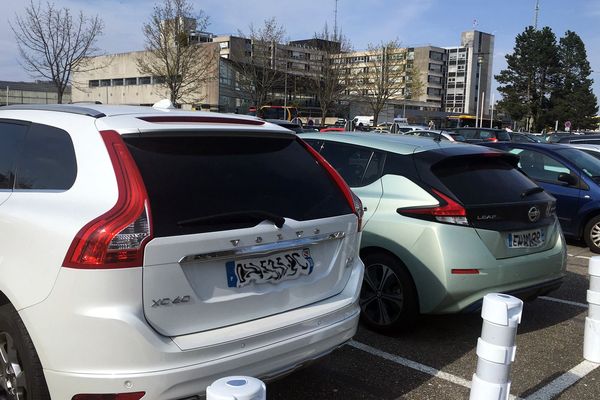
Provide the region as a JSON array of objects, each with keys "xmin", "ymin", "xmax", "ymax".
[
  {"xmin": 0, "ymin": 332, "xmax": 26, "ymax": 400},
  {"xmin": 360, "ymin": 263, "xmax": 405, "ymax": 326},
  {"xmin": 590, "ymin": 222, "xmax": 600, "ymax": 248}
]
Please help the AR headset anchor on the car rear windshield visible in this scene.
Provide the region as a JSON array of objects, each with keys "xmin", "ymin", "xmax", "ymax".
[
  {"xmin": 431, "ymin": 155, "xmax": 542, "ymax": 205},
  {"xmin": 123, "ymin": 133, "xmax": 351, "ymax": 237}
]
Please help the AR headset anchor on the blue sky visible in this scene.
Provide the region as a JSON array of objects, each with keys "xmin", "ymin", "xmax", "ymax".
[{"xmin": 1, "ymin": 0, "xmax": 599, "ymax": 102}]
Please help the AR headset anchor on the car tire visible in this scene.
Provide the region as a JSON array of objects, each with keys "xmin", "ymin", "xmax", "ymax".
[
  {"xmin": 359, "ymin": 253, "xmax": 418, "ymax": 333},
  {"xmin": 0, "ymin": 303, "xmax": 51, "ymax": 400},
  {"xmin": 584, "ymin": 215, "xmax": 600, "ymax": 254}
]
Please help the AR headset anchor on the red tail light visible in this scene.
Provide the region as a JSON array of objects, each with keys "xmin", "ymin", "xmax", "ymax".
[
  {"xmin": 299, "ymin": 139, "xmax": 364, "ymax": 231},
  {"xmin": 398, "ymin": 189, "xmax": 468, "ymax": 226},
  {"xmin": 63, "ymin": 130, "xmax": 153, "ymax": 269},
  {"xmin": 486, "ymin": 137, "xmax": 498, "ymax": 142},
  {"xmin": 72, "ymin": 393, "xmax": 145, "ymax": 400}
]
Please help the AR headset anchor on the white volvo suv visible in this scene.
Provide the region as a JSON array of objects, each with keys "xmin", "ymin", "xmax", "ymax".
[{"xmin": 0, "ymin": 104, "xmax": 363, "ymax": 399}]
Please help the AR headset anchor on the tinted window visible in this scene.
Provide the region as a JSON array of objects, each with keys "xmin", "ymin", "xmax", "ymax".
[
  {"xmin": 318, "ymin": 141, "xmax": 383, "ymax": 187},
  {"xmin": 15, "ymin": 124, "xmax": 77, "ymax": 190},
  {"xmin": 124, "ymin": 134, "xmax": 351, "ymax": 237},
  {"xmin": 509, "ymin": 149, "xmax": 572, "ymax": 183},
  {"xmin": 0, "ymin": 122, "xmax": 27, "ymax": 189},
  {"xmin": 432, "ymin": 156, "xmax": 540, "ymax": 205}
]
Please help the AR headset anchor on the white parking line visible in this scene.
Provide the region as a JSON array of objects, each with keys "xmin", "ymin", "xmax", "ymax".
[
  {"xmin": 348, "ymin": 340, "xmax": 523, "ymax": 399},
  {"xmin": 539, "ymin": 296, "xmax": 589, "ymax": 309},
  {"xmin": 567, "ymin": 253, "xmax": 591, "ymax": 260},
  {"xmin": 524, "ymin": 360, "xmax": 599, "ymax": 400}
]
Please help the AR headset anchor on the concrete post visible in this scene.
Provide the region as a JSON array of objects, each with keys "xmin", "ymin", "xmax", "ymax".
[
  {"xmin": 584, "ymin": 257, "xmax": 600, "ymax": 362},
  {"xmin": 206, "ymin": 376, "xmax": 266, "ymax": 400},
  {"xmin": 469, "ymin": 293, "xmax": 523, "ymax": 400}
]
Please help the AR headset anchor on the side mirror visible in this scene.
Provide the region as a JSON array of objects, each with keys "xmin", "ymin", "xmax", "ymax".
[{"xmin": 557, "ymin": 173, "xmax": 578, "ymax": 186}]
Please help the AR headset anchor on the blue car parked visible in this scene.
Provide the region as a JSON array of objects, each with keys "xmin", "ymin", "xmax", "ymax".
[{"xmin": 484, "ymin": 142, "xmax": 600, "ymax": 253}]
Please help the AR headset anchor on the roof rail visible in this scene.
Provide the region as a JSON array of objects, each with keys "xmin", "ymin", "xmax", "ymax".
[{"xmin": 0, "ymin": 104, "xmax": 106, "ymax": 118}]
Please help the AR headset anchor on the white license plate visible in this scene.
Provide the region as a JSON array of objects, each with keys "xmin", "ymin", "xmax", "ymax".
[
  {"xmin": 507, "ymin": 229, "xmax": 545, "ymax": 248},
  {"xmin": 226, "ymin": 248, "xmax": 315, "ymax": 288}
]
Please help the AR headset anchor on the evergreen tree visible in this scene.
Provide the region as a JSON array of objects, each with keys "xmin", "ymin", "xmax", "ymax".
[
  {"xmin": 496, "ymin": 27, "xmax": 560, "ymax": 131},
  {"xmin": 551, "ymin": 31, "xmax": 598, "ymax": 131}
]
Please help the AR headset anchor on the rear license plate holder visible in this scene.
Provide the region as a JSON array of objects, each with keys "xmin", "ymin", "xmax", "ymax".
[{"xmin": 226, "ymin": 248, "xmax": 315, "ymax": 288}]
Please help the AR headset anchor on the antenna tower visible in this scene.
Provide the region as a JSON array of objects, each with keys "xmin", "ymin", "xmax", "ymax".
[
  {"xmin": 334, "ymin": 0, "xmax": 338, "ymax": 37},
  {"xmin": 534, "ymin": 0, "xmax": 540, "ymax": 29}
]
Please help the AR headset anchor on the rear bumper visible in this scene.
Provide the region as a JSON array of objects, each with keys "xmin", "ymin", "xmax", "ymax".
[
  {"xmin": 461, "ymin": 276, "xmax": 564, "ymax": 313},
  {"xmin": 20, "ymin": 259, "xmax": 363, "ymax": 399}
]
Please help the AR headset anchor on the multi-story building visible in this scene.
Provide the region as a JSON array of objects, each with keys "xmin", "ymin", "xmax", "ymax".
[
  {"xmin": 444, "ymin": 30, "xmax": 494, "ymax": 115},
  {"xmin": 71, "ymin": 29, "xmax": 494, "ymax": 125}
]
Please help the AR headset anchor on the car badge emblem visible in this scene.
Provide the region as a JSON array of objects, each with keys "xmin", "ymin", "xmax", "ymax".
[{"xmin": 528, "ymin": 206, "xmax": 541, "ymax": 222}]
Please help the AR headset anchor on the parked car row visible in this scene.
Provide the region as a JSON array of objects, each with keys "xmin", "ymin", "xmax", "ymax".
[{"xmin": 0, "ymin": 104, "xmax": 582, "ymax": 399}]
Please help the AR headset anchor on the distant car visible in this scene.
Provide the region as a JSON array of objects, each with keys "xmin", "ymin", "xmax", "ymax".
[
  {"xmin": 265, "ymin": 119, "xmax": 304, "ymax": 133},
  {"xmin": 320, "ymin": 127, "xmax": 346, "ymax": 133},
  {"xmin": 299, "ymin": 132, "xmax": 565, "ymax": 332},
  {"xmin": 391, "ymin": 124, "xmax": 430, "ymax": 134},
  {"xmin": 485, "ymin": 142, "xmax": 600, "ymax": 253},
  {"xmin": 554, "ymin": 134, "xmax": 600, "ymax": 144},
  {"xmin": 511, "ymin": 133, "xmax": 544, "ymax": 143},
  {"xmin": 564, "ymin": 143, "xmax": 600, "ymax": 160},
  {"xmin": 404, "ymin": 129, "xmax": 466, "ymax": 142},
  {"xmin": 543, "ymin": 132, "xmax": 576, "ymax": 143},
  {"xmin": 449, "ymin": 127, "xmax": 511, "ymax": 143}
]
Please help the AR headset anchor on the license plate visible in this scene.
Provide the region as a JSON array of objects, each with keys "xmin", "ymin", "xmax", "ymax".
[
  {"xmin": 226, "ymin": 248, "xmax": 315, "ymax": 288},
  {"xmin": 507, "ymin": 229, "xmax": 545, "ymax": 248}
]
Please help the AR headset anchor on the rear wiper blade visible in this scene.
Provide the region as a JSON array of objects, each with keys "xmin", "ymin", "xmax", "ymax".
[
  {"xmin": 177, "ymin": 210, "xmax": 285, "ymax": 229},
  {"xmin": 521, "ymin": 187, "xmax": 544, "ymax": 198}
]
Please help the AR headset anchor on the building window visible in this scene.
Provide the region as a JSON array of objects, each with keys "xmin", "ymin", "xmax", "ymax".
[
  {"xmin": 100, "ymin": 79, "xmax": 111, "ymax": 87},
  {"xmin": 125, "ymin": 77, "xmax": 137, "ymax": 85},
  {"xmin": 139, "ymin": 76, "xmax": 151, "ymax": 85},
  {"xmin": 429, "ymin": 51, "xmax": 444, "ymax": 61},
  {"xmin": 153, "ymin": 76, "xmax": 166, "ymax": 84},
  {"xmin": 112, "ymin": 78, "xmax": 123, "ymax": 86},
  {"xmin": 89, "ymin": 80, "xmax": 99, "ymax": 88}
]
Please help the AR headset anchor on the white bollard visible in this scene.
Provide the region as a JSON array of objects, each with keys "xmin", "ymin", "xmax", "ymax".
[
  {"xmin": 206, "ymin": 376, "xmax": 266, "ymax": 400},
  {"xmin": 469, "ymin": 293, "xmax": 523, "ymax": 400},
  {"xmin": 584, "ymin": 256, "xmax": 600, "ymax": 362}
]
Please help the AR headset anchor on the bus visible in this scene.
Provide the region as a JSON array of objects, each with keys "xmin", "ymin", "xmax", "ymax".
[
  {"xmin": 446, "ymin": 114, "xmax": 502, "ymax": 129},
  {"xmin": 255, "ymin": 105, "xmax": 299, "ymax": 121}
]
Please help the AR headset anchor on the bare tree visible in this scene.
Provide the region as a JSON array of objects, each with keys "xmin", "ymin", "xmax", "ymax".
[
  {"xmin": 10, "ymin": 0, "xmax": 104, "ymax": 104},
  {"xmin": 137, "ymin": 0, "xmax": 217, "ymax": 105},
  {"xmin": 234, "ymin": 17, "xmax": 286, "ymax": 109},
  {"xmin": 309, "ymin": 25, "xmax": 353, "ymax": 125},
  {"xmin": 354, "ymin": 40, "xmax": 405, "ymax": 125}
]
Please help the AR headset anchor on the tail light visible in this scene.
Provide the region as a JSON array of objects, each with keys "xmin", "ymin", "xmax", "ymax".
[
  {"xmin": 397, "ymin": 189, "xmax": 469, "ymax": 226},
  {"xmin": 486, "ymin": 137, "xmax": 498, "ymax": 142},
  {"xmin": 63, "ymin": 130, "xmax": 153, "ymax": 269},
  {"xmin": 72, "ymin": 393, "xmax": 145, "ymax": 400},
  {"xmin": 299, "ymin": 139, "xmax": 364, "ymax": 231}
]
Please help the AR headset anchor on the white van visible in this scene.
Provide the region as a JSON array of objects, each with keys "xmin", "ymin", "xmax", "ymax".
[{"xmin": 352, "ymin": 116, "xmax": 374, "ymax": 127}]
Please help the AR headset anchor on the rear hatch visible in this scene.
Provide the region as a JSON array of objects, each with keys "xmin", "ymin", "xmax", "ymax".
[
  {"xmin": 123, "ymin": 131, "xmax": 357, "ymax": 336},
  {"xmin": 415, "ymin": 150, "xmax": 558, "ymax": 259}
]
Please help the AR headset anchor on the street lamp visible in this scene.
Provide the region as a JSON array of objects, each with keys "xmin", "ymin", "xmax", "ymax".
[{"xmin": 475, "ymin": 55, "xmax": 483, "ymax": 128}]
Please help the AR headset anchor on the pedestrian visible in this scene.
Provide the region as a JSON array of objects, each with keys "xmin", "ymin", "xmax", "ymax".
[{"xmin": 428, "ymin": 120, "xmax": 435, "ymax": 130}]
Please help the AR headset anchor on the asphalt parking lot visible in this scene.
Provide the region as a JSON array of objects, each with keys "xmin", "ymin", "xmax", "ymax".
[{"xmin": 268, "ymin": 242, "xmax": 599, "ymax": 399}]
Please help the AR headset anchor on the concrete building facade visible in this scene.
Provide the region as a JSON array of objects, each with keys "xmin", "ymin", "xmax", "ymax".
[
  {"xmin": 71, "ymin": 29, "xmax": 494, "ymax": 125},
  {"xmin": 1, "ymin": 80, "xmax": 71, "ymax": 105}
]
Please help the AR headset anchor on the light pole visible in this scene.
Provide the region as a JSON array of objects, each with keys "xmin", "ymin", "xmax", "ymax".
[{"xmin": 475, "ymin": 55, "xmax": 483, "ymax": 128}]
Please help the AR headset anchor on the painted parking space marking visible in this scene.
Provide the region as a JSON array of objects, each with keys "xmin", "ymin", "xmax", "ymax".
[
  {"xmin": 539, "ymin": 296, "xmax": 589, "ymax": 309},
  {"xmin": 524, "ymin": 360, "xmax": 599, "ymax": 400},
  {"xmin": 348, "ymin": 340, "xmax": 524, "ymax": 399},
  {"xmin": 567, "ymin": 253, "xmax": 591, "ymax": 260}
]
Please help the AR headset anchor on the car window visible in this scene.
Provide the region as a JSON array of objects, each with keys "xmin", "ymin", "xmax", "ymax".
[
  {"xmin": 432, "ymin": 155, "xmax": 540, "ymax": 205},
  {"xmin": 124, "ymin": 134, "xmax": 351, "ymax": 237},
  {"xmin": 554, "ymin": 148, "xmax": 600, "ymax": 181},
  {"xmin": 497, "ymin": 131, "xmax": 511, "ymax": 141},
  {"xmin": 318, "ymin": 141, "xmax": 383, "ymax": 187},
  {"xmin": 14, "ymin": 123, "xmax": 77, "ymax": 190},
  {"xmin": 0, "ymin": 121, "xmax": 28, "ymax": 190},
  {"xmin": 509, "ymin": 148, "xmax": 571, "ymax": 182},
  {"xmin": 455, "ymin": 129, "xmax": 477, "ymax": 139}
]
